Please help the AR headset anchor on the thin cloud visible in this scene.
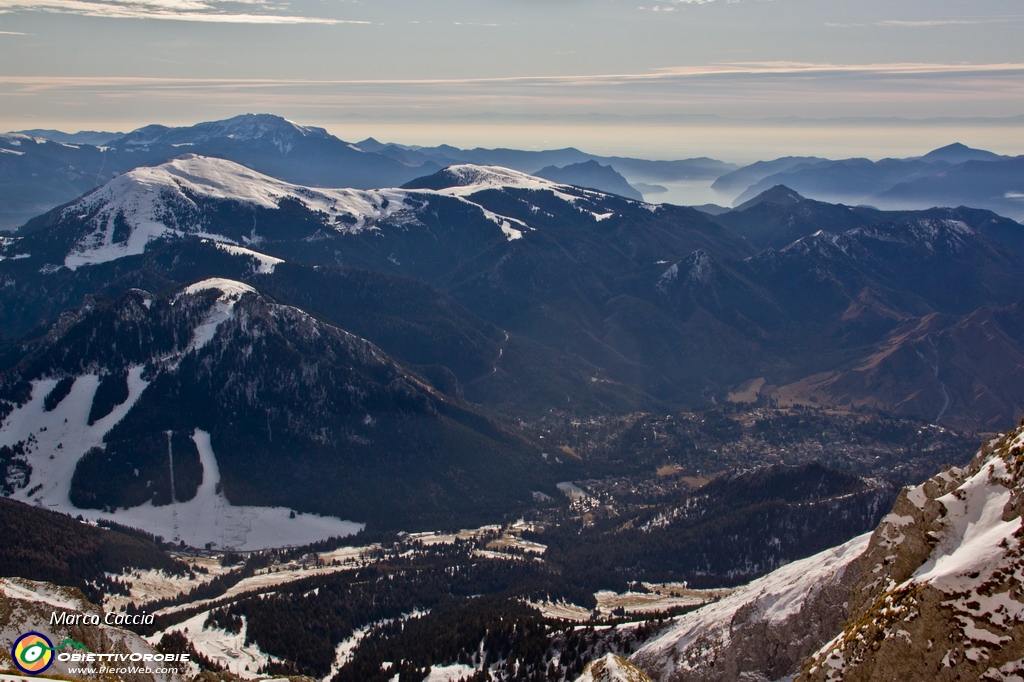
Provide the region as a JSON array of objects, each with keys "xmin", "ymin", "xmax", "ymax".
[
  {"xmin": 3, "ymin": 62, "xmax": 1023, "ymax": 90},
  {"xmin": 639, "ymin": 0, "xmax": 739, "ymax": 9},
  {"xmin": 0, "ymin": 0, "xmax": 365, "ymax": 24},
  {"xmin": 828, "ymin": 17, "xmax": 1022, "ymax": 29},
  {"xmin": 878, "ymin": 18, "xmax": 1014, "ymax": 27}
]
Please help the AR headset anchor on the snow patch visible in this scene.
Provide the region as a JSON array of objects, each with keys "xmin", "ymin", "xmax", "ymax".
[
  {"xmin": 176, "ymin": 279, "xmax": 255, "ymax": 353},
  {"xmin": 425, "ymin": 664, "xmax": 476, "ymax": 682},
  {"xmin": 910, "ymin": 458, "xmax": 1018, "ymax": 593},
  {"xmin": 211, "ymin": 242, "xmax": 284, "ymax": 274},
  {"xmin": 0, "ymin": 372, "xmax": 361, "ymax": 549}
]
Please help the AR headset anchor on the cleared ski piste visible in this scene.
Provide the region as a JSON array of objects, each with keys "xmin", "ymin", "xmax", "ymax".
[{"xmin": 1, "ymin": 373, "xmax": 362, "ymax": 551}]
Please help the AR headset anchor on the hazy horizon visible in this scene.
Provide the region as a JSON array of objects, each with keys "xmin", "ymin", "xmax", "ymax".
[
  {"xmin": 2, "ymin": 0, "xmax": 1022, "ymax": 165},
  {"xmin": 4, "ymin": 113, "xmax": 1023, "ymax": 167}
]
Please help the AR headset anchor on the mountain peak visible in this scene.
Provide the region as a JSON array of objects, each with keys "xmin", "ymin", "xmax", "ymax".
[
  {"xmin": 920, "ymin": 142, "xmax": 1000, "ymax": 164},
  {"xmin": 534, "ymin": 160, "xmax": 643, "ymax": 200},
  {"xmin": 180, "ymin": 277, "xmax": 257, "ymax": 301},
  {"xmin": 115, "ymin": 113, "xmax": 333, "ymax": 152},
  {"xmin": 53, "ymin": 155, "xmax": 406, "ymax": 268},
  {"xmin": 354, "ymin": 136, "xmax": 386, "ymax": 152},
  {"xmin": 401, "ymin": 164, "xmax": 562, "ymax": 193},
  {"xmin": 734, "ymin": 184, "xmax": 806, "ymax": 211}
]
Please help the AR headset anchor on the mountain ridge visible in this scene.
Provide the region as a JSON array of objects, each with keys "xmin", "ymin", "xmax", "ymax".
[{"xmin": 628, "ymin": 419, "xmax": 1024, "ymax": 681}]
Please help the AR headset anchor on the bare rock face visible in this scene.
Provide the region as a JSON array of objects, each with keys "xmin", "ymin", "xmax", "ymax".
[
  {"xmin": 629, "ymin": 533, "xmax": 869, "ymax": 682},
  {"xmin": 575, "ymin": 653, "xmax": 654, "ymax": 682},
  {"xmin": 0, "ymin": 577, "xmax": 183, "ymax": 682},
  {"xmin": 624, "ymin": 423, "xmax": 1024, "ymax": 682},
  {"xmin": 799, "ymin": 423, "xmax": 1024, "ymax": 681}
]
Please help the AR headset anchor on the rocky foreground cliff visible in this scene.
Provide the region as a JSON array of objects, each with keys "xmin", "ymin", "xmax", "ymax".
[
  {"xmin": 627, "ymin": 421, "xmax": 1024, "ymax": 681},
  {"xmin": 799, "ymin": 424, "xmax": 1024, "ymax": 681}
]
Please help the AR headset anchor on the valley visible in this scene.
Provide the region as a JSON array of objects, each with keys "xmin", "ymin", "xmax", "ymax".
[{"xmin": 0, "ymin": 114, "xmax": 1022, "ymax": 682}]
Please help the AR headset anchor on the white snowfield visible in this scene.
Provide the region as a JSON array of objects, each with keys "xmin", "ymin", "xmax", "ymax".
[
  {"xmin": 434, "ymin": 164, "xmax": 578, "ymax": 198},
  {"xmin": 0, "ymin": 370, "xmax": 362, "ymax": 550},
  {"xmin": 434, "ymin": 164, "xmax": 629, "ymax": 225},
  {"xmin": 60, "ymin": 155, "xmax": 413, "ymax": 269},
  {"xmin": 211, "ymin": 241, "xmax": 283, "ymax": 274}
]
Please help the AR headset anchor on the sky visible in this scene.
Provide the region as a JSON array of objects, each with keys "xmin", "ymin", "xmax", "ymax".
[{"xmin": 1, "ymin": 0, "xmax": 1023, "ymax": 161}]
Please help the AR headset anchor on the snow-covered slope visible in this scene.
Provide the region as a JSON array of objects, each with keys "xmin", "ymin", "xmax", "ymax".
[
  {"xmin": 630, "ymin": 422, "xmax": 1024, "ymax": 682},
  {"xmin": 631, "ymin": 533, "xmax": 869, "ymax": 681},
  {"xmin": 799, "ymin": 425, "xmax": 1024, "ymax": 681},
  {"xmin": 30, "ymin": 156, "xmax": 620, "ymax": 270},
  {"xmin": 58, "ymin": 154, "xmax": 413, "ymax": 268},
  {"xmin": 429, "ymin": 164, "xmax": 568, "ymax": 193},
  {"xmin": 0, "ymin": 275, "xmax": 541, "ymax": 534},
  {"xmin": 0, "ymin": 279, "xmax": 369, "ymax": 548}
]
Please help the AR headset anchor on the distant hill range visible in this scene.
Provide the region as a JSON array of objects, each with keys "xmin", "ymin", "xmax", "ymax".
[
  {"xmin": 2, "ymin": 115, "xmax": 1024, "ymax": 538},
  {"xmin": 4, "ymin": 114, "xmax": 1019, "ymax": 228},
  {"xmin": 0, "ymin": 113, "xmax": 733, "ymax": 231},
  {"xmin": 719, "ymin": 142, "xmax": 1024, "ymax": 221}
]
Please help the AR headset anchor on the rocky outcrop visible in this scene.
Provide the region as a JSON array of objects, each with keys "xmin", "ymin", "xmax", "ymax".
[
  {"xmin": 799, "ymin": 423, "xmax": 1024, "ymax": 681},
  {"xmin": 0, "ymin": 577, "xmax": 182, "ymax": 682},
  {"xmin": 630, "ymin": 533, "xmax": 869, "ymax": 681},
  {"xmin": 576, "ymin": 653, "xmax": 654, "ymax": 682},
  {"xmin": 626, "ymin": 423, "xmax": 1024, "ymax": 681}
]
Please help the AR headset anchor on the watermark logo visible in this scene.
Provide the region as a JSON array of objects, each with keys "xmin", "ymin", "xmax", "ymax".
[{"xmin": 11, "ymin": 632, "xmax": 88, "ymax": 675}]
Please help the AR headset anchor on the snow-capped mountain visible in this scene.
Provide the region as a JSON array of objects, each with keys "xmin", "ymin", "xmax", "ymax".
[
  {"xmin": 6, "ymin": 157, "xmax": 1024, "ymax": 427},
  {"xmin": 0, "ymin": 114, "xmax": 435, "ymax": 231},
  {"xmin": 626, "ymin": 421, "xmax": 1024, "ymax": 681},
  {"xmin": 114, "ymin": 113, "xmax": 331, "ymax": 153},
  {"xmin": 105, "ymin": 113, "xmax": 431, "ymax": 189},
  {"xmin": 16, "ymin": 156, "xmax": 640, "ymax": 271},
  {"xmin": 27, "ymin": 154, "xmax": 417, "ymax": 269},
  {"xmin": 0, "ymin": 277, "xmax": 549, "ymax": 535}
]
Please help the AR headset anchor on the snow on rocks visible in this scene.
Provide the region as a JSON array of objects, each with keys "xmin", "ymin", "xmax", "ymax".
[
  {"xmin": 800, "ymin": 423, "xmax": 1024, "ymax": 681},
  {"xmin": 575, "ymin": 653, "xmax": 653, "ymax": 682},
  {"xmin": 631, "ymin": 533, "xmax": 870, "ymax": 682}
]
